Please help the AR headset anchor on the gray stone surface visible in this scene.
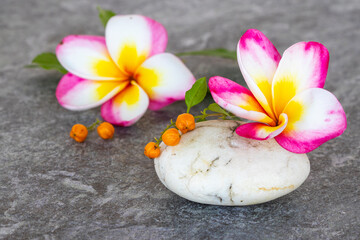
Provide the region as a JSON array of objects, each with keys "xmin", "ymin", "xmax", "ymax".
[{"xmin": 0, "ymin": 0, "xmax": 359, "ymax": 239}]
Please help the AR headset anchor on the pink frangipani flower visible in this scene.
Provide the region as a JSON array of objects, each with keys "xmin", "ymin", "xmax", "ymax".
[
  {"xmin": 209, "ymin": 29, "xmax": 347, "ymax": 153},
  {"xmin": 56, "ymin": 15, "xmax": 195, "ymax": 126}
]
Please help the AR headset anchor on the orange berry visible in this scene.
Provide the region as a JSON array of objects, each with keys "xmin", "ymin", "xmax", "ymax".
[
  {"xmin": 144, "ymin": 142, "xmax": 161, "ymax": 158},
  {"xmin": 97, "ymin": 122, "xmax": 115, "ymax": 139},
  {"xmin": 176, "ymin": 113, "xmax": 195, "ymax": 134},
  {"xmin": 162, "ymin": 128, "xmax": 181, "ymax": 146},
  {"xmin": 70, "ymin": 124, "xmax": 88, "ymax": 143}
]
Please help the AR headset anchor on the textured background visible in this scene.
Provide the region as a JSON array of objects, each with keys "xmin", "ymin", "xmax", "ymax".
[{"xmin": 1, "ymin": 0, "xmax": 359, "ymax": 239}]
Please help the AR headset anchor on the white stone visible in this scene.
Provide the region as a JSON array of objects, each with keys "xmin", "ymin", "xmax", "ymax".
[{"xmin": 154, "ymin": 120, "xmax": 310, "ymax": 206}]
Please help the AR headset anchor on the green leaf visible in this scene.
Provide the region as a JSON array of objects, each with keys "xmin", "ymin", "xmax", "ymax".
[
  {"xmin": 207, "ymin": 103, "xmax": 230, "ymax": 116},
  {"xmin": 97, "ymin": 6, "xmax": 116, "ymax": 27},
  {"xmin": 28, "ymin": 52, "xmax": 67, "ymax": 74},
  {"xmin": 176, "ymin": 48, "xmax": 236, "ymax": 60},
  {"xmin": 185, "ymin": 77, "xmax": 207, "ymax": 113}
]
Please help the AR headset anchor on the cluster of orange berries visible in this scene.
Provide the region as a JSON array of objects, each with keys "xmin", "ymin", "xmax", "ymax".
[
  {"xmin": 144, "ymin": 113, "xmax": 195, "ymax": 159},
  {"xmin": 70, "ymin": 121, "xmax": 115, "ymax": 143}
]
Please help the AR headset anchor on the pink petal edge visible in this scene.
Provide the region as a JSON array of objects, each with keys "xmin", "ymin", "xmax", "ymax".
[
  {"xmin": 235, "ymin": 113, "xmax": 288, "ymax": 140},
  {"xmin": 275, "ymin": 88, "xmax": 347, "ymax": 153},
  {"xmin": 143, "ymin": 16, "xmax": 168, "ymax": 57},
  {"xmin": 56, "ymin": 73, "xmax": 124, "ymax": 111},
  {"xmin": 101, "ymin": 98, "xmax": 145, "ymax": 127},
  {"xmin": 100, "ymin": 83, "xmax": 149, "ymax": 127},
  {"xmin": 209, "ymin": 76, "xmax": 276, "ymax": 125}
]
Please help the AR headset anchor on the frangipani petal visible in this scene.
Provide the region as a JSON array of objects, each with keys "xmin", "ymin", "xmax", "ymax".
[
  {"xmin": 236, "ymin": 113, "xmax": 288, "ymax": 140},
  {"xmin": 56, "ymin": 73, "xmax": 128, "ymax": 111},
  {"xmin": 101, "ymin": 81, "xmax": 149, "ymax": 126},
  {"xmin": 135, "ymin": 53, "xmax": 195, "ymax": 110},
  {"xmin": 237, "ymin": 29, "xmax": 281, "ymax": 120},
  {"xmin": 56, "ymin": 35, "xmax": 127, "ymax": 81},
  {"xmin": 275, "ymin": 88, "xmax": 346, "ymax": 153},
  {"xmin": 272, "ymin": 41, "xmax": 329, "ymax": 117},
  {"xmin": 105, "ymin": 15, "xmax": 167, "ymax": 76},
  {"xmin": 209, "ymin": 76, "xmax": 276, "ymax": 126}
]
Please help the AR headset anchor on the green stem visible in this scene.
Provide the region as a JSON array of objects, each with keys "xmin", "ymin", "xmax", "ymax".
[
  {"xmin": 154, "ymin": 120, "xmax": 177, "ymax": 146},
  {"xmin": 87, "ymin": 118, "xmax": 102, "ymax": 131},
  {"xmin": 176, "ymin": 48, "xmax": 237, "ymax": 60},
  {"xmin": 194, "ymin": 113, "xmax": 223, "ymax": 119}
]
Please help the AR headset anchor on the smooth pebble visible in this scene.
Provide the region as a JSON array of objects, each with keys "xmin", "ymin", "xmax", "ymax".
[{"xmin": 154, "ymin": 120, "xmax": 310, "ymax": 206}]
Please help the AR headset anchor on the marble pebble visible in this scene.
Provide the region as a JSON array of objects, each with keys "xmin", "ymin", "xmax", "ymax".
[{"xmin": 154, "ymin": 120, "xmax": 310, "ymax": 206}]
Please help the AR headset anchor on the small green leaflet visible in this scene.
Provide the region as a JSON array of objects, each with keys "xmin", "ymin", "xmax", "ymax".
[
  {"xmin": 176, "ymin": 48, "xmax": 236, "ymax": 60},
  {"xmin": 97, "ymin": 6, "xmax": 116, "ymax": 27},
  {"xmin": 207, "ymin": 103, "xmax": 230, "ymax": 116},
  {"xmin": 26, "ymin": 52, "xmax": 67, "ymax": 74},
  {"xmin": 185, "ymin": 77, "xmax": 208, "ymax": 113}
]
